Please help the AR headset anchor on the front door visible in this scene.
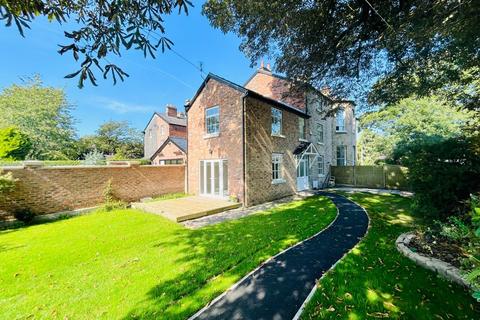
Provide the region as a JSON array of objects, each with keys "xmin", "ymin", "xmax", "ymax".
[
  {"xmin": 200, "ymin": 160, "xmax": 228, "ymax": 197},
  {"xmin": 297, "ymin": 157, "xmax": 309, "ymax": 191}
]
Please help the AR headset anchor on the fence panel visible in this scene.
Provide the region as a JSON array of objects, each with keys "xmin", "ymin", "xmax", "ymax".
[{"xmin": 331, "ymin": 165, "xmax": 409, "ymax": 190}]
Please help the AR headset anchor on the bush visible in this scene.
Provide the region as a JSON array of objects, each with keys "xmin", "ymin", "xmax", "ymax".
[
  {"xmin": 0, "ymin": 169, "xmax": 16, "ymax": 193},
  {"xmin": 13, "ymin": 209, "xmax": 35, "ymax": 223},
  {"xmin": 101, "ymin": 179, "xmax": 126, "ymax": 211},
  {"xmin": 0, "ymin": 127, "xmax": 31, "ymax": 160},
  {"xmin": 395, "ymin": 134, "xmax": 480, "ymax": 219},
  {"xmin": 84, "ymin": 149, "xmax": 105, "ymax": 165}
]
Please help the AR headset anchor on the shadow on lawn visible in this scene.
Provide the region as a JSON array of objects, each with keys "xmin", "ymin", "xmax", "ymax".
[
  {"xmin": 302, "ymin": 192, "xmax": 480, "ymax": 319},
  {"xmin": 122, "ymin": 196, "xmax": 337, "ymax": 320}
]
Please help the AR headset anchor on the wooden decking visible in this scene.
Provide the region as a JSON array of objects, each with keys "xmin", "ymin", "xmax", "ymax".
[{"xmin": 132, "ymin": 196, "xmax": 241, "ymax": 222}]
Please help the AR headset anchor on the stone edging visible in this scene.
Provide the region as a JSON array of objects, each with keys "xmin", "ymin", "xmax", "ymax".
[{"xmin": 396, "ymin": 232, "xmax": 473, "ymax": 289}]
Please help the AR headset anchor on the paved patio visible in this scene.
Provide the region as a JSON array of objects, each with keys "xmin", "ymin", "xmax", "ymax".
[{"xmin": 132, "ymin": 196, "xmax": 241, "ymax": 222}]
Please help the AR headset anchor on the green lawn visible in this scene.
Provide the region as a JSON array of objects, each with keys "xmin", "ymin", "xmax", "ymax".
[
  {"xmin": 301, "ymin": 192, "xmax": 480, "ymax": 319},
  {"xmin": 0, "ymin": 196, "xmax": 336, "ymax": 320}
]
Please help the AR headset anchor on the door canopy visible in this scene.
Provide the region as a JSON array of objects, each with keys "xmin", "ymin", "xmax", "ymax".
[{"xmin": 293, "ymin": 142, "xmax": 321, "ymax": 169}]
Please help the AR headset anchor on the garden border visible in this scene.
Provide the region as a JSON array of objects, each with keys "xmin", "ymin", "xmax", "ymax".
[{"xmin": 396, "ymin": 232, "xmax": 475, "ymax": 289}]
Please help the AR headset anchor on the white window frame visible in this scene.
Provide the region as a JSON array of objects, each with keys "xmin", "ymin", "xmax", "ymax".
[
  {"xmin": 272, "ymin": 153, "xmax": 285, "ymax": 184},
  {"xmin": 337, "ymin": 145, "xmax": 347, "ymax": 166},
  {"xmin": 298, "ymin": 117, "xmax": 306, "ymax": 140},
  {"xmin": 336, "ymin": 108, "xmax": 346, "ymax": 132},
  {"xmin": 318, "ymin": 155, "xmax": 325, "ymax": 176},
  {"xmin": 271, "ymin": 108, "xmax": 283, "ymax": 136},
  {"xmin": 205, "ymin": 106, "xmax": 220, "ymax": 136},
  {"xmin": 317, "ymin": 122, "xmax": 324, "ymax": 144}
]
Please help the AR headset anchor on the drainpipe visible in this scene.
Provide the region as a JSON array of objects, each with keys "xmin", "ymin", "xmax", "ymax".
[{"xmin": 241, "ymin": 93, "xmax": 247, "ymax": 207}]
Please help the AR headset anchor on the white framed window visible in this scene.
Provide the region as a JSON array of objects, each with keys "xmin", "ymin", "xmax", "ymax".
[
  {"xmin": 337, "ymin": 145, "xmax": 347, "ymax": 166},
  {"xmin": 272, "ymin": 153, "xmax": 284, "ymax": 183},
  {"xmin": 336, "ymin": 108, "xmax": 345, "ymax": 132},
  {"xmin": 298, "ymin": 117, "xmax": 306, "ymax": 140},
  {"xmin": 205, "ymin": 106, "xmax": 220, "ymax": 135},
  {"xmin": 271, "ymin": 108, "xmax": 282, "ymax": 135},
  {"xmin": 318, "ymin": 155, "xmax": 325, "ymax": 175},
  {"xmin": 318, "ymin": 123, "xmax": 324, "ymax": 143}
]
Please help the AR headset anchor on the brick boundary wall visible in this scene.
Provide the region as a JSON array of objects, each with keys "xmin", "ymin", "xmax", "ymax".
[{"xmin": 0, "ymin": 164, "xmax": 185, "ymax": 220}]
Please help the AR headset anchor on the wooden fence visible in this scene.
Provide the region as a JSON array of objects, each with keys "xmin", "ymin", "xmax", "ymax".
[{"xmin": 331, "ymin": 165, "xmax": 409, "ymax": 190}]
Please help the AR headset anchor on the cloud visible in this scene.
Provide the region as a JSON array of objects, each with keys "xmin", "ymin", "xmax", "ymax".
[{"xmin": 96, "ymin": 97, "xmax": 156, "ymax": 114}]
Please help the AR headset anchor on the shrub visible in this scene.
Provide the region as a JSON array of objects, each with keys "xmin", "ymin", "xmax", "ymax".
[
  {"xmin": 101, "ymin": 179, "xmax": 126, "ymax": 211},
  {"xmin": 0, "ymin": 169, "xmax": 16, "ymax": 193},
  {"xmin": 395, "ymin": 134, "xmax": 480, "ymax": 219},
  {"xmin": 13, "ymin": 209, "xmax": 35, "ymax": 223},
  {"xmin": 436, "ymin": 216, "xmax": 471, "ymax": 241},
  {"xmin": 0, "ymin": 127, "xmax": 31, "ymax": 160},
  {"xmin": 84, "ymin": 149, "xmax": 105, "ymax": 165}
]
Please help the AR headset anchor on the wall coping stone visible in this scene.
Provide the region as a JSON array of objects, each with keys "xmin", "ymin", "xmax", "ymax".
[{"xmin": 396, "ymin": 232, "xmax": 477, "ymax": 290}]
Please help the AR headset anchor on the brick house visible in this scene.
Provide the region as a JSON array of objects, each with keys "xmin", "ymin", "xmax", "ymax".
[
  {"xmin": 185, "ymin": 66, "xmax": 356, "ymax": 207},
  {"xmin": 143, "ymin": 105, "xmax": 187, "ymax": 165}
]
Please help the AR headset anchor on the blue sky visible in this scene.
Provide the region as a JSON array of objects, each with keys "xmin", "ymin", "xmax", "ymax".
[{"xmin": 0, "ymin": 5, "xmax": 257, "ymax": 136}]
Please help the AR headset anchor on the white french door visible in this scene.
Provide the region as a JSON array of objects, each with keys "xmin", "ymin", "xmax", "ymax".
[{"xmin": 200, "ymin": 160, "xmax": 228, "ymax": 197}]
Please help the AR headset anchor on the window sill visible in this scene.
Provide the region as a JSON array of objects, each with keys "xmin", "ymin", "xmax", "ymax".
[
  {"xmin": 335, "ymin": 131, "xmax": 347, "ymax": 134},
  {"xmin": 317, "ymin": 142, "xmax": 324, "ymax": 145},
  {"xmin": 204, "ymin": 132, "xmax": 220, "ymax": 139},
  {"xmin": 271, "ymin": 179, "xmax": 286, "ymax": 185},
  {"xmin": 299, "ymin": 138, "xmax": 309, "ymax": 142},
  {"xmin": 271, "ymin": 134, "xmax": 286, "ymax": 138}
]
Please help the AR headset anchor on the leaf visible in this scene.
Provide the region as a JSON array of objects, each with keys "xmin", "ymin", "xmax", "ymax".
[
  {"xmin": 64, "ymin": 70, "xmax": 82, "ymax": 79},
  {"xmin": 473, "ymin": 290, "xmax": 480, "ymax": 302}
]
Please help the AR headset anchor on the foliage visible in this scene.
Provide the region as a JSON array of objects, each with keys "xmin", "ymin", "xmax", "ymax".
[
  {"xmin": 101, "ymin": 178, "xmax": 126, "ymax": 211},
  {"xmin": 77, "ymin": 121, "xmax": 143, "ymax": 159},
  {"xmin": 0, "ymin": 126, "xmax": 31, "ymax": 160},
  {"xmin": 13, "ymin": 209, "xmax": 35, "ymax": 223},
  {"xmin": 358, "ymin": 96, "xmax": 476, "ymax": 164},
  {"xmin": 147, "ymin": 192, "xmax": 187, "ymax": 202},
  {"xmin": 0, "ymin": 76, "xmax": 77, "ymax": 160},
  {"xmin": 203, "ymin": 0, "xmax": 480, "ymax": 108},
  {"xmin": 300, "ymin": 192, "xmax": 479, "ymax": 319},
  {"xmin": 0, "ymin": 169, "xmax": 16, "ymax": 193},
  {"xmin": 435, "ymin": 216, "xmax": 470, "ymax": 242},
  {"xmin": 0, "ymin": 1, "xmax": 193, "ymax": 88},
  {"xmin": 0, "ymin": 196, "xmax": 336, "ymax": 319},
  {"xmin": 396, "ymin": 135, "xmax": 480, "ymax": 219},
  {"xmin": 83, "ymin": 149, "xmax": 105, "ymax": 166}
]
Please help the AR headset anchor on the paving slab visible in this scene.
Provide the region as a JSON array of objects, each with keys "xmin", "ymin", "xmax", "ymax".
[{"xmin": 132, "ymin": 196, "xmax": 241, "ymax": 222}]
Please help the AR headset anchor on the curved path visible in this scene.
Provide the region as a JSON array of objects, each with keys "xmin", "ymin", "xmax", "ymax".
[{"xmin": 190, "ymin": 192, "xmax": 369, "ymax": 320}]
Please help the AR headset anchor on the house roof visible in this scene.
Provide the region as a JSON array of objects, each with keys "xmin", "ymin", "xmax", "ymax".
[
  {"xmin": 150, "ymin": 136, "xmax": 187, "ymax": 161},
  {"xmin": 155, "ymin": 112, "xmax": 187, "ymax": 126},
  {"xmin": 185, "ymin": 73, "xmax": 310, "ymax": 118},
  {"xmin": 143, "ymin": 111, "xmax": 186, "ymax": 133},
  {"xmin": 293, "ymin": 141, "xmax": 311, "ymax": 155}
]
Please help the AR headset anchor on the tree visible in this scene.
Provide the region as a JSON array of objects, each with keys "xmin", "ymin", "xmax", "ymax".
[
  {"xmin": 358, "ymin": 96, "xmax": 477, "ymax": 164},
  {"xmin": 0, "ymin": 0, "xmax": 192, "ymax": 88},
  {"xmin": 203, "ymin": 0, "xmax": 480, "ymax": 108},
  {"xmin": 0, "ymin": 76, "xmax": 77, "ymax": 160},
  {"xmin": 0, "ymin": 126, "xmax": 31, "ymax": 160},
  {"xmin": 77, "ymin": 121, "xmax": 143, "ymax": 159}
]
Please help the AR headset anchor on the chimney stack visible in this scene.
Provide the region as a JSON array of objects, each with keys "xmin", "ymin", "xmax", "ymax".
[{"xmin": 166, "ymin": 104, "xmax": 177, "ymax": 117}]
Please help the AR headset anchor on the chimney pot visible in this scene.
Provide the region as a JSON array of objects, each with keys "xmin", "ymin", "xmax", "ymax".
[{"xmin": 266, "ymin": 63, "xmax": 271, "ymax": 71}]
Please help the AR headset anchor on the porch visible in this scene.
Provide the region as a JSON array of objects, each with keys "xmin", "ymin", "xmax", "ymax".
[{"xmin": 132, "ymin": 196, "xmax": 241, "ymax": 222}]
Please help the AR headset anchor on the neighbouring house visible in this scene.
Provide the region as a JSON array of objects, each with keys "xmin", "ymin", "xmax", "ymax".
[
  {"xmin": 143, "ymin": 105, "xmax": 187, "ymax": 165},
  {"xmin": 185, "ymin": 64, "xmax": 356, "ymax": 207}
]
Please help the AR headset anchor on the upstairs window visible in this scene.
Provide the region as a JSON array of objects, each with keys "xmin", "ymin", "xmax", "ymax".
[
  {"xmin": 272, "ymin": 153, "xmax": 283, "ymax": 182},
  {"xmin": 317, "ymin": 123, "xmax": 324, "ymax": 143},
  {"xmin": 205, "ymin": 106, "xmax": 220, "ymax": 135},
  {"xmin": 298, "ymin": 117, "xmax": 305, "ymax": 140},
  {"xmin": 271, "ymin": 108, "xmax": 282, "ymax": 135},
  {"xmin": 336, "ymin": 108, "xmax": 345, "ymax": 132},
  {"xmin": 337, "ymin": 145, "xmax": 347, "ymax": 166}
]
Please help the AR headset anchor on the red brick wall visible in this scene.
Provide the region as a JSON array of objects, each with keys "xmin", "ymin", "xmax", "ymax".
[
  {"xmin": 0, "ymin": 164, "xmax": 185, "ymax": 220},
  {"xmin": 245, "ymin": 71, "xmax": 306, "ymax": 110},
  {"xmin": 152, "ymin": 141, "xmax": 186, "ymax": 165},
  {"xmin": 169, "ymin": 124, "xmax": 187, "ymax": 138},
  {"xmin": 187, "ymin": 78, "xmax": 245, "ymax": 202}
]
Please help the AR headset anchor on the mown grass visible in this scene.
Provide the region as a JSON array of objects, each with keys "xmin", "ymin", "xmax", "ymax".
[
  {"xmin": 301, "ymin": 192, "xmax": 480, "ymax": 319},
  {"xmin": 0, "ymin": 196, "xmax": 336, "ymax": 320}
]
